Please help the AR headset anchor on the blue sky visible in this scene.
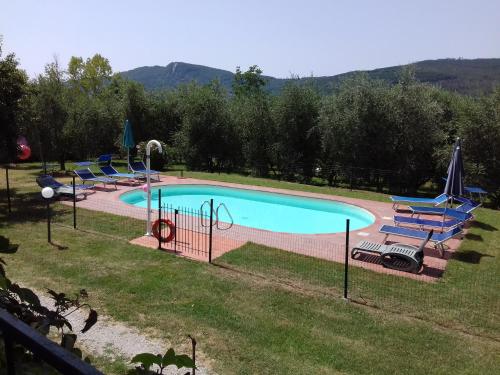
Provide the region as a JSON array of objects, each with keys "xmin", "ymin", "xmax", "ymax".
[{"xmin": 1, "ymin": 0, "xmax": 499, "ymax": 78}]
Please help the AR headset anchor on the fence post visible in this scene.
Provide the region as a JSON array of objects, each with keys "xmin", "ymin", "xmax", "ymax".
[
  {"xmin": 343, "ymin": 219, "xmax": 350, "ymax": 300},
  {"xmin": 174, "ymin": 209, "xmax": 178, "ymax": 253},
  {"xmin": 157, "ymin": 189, "xmax": 162, "ymax": 250},
  {"xmin": 72, "ymin": 176, "xmax": 76, "ymax": 229},
  {"xmin": 46, "ymin": 199, "xmax": 51, "ymax": 243},
  {"xmin": 188, "ymin": 335, "xmax": 196, "ymax": 375},
  {"xmin": 208, "ymin": 199, "xmax": 213, "ymax": 263},
  {"xmin": 6, "ymin": 166, "xmax": 11, "ymax": 214}
]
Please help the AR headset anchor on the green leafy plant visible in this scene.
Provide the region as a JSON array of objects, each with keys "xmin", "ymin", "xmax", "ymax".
[
  {"xmin": 131, "ymin": 347, "xmax": 196, "ymax": 374},
  {"xmin": 0, "ymin": 257, "xmax": 98, "ymax": 363}
]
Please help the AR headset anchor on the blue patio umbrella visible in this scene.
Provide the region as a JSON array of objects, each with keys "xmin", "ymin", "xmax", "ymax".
[
  {"xmin": 122, "ymin": 119, "xmax": 135, "ymax": 171},
  {"xmin": 442, "ymin": 138, "xmax": 465, "ymax": 227},
  {"xmin": 444, "ymin": 138, "xmax": 465, "ymax": 198}
]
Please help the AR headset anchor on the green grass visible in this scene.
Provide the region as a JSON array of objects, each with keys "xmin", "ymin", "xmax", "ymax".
[
  {"xmin": 1, "ymin": 164, "xmax": 499, "ymax": 374},
  {"xmin": 165, "ymin": 169, "xmax": 391, "ymax": 203}
]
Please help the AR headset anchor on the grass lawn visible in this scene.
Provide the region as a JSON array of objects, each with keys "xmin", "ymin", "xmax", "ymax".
[{"xmin": 1, "ymin": 164, "xmax": 499, "ymax": 374}]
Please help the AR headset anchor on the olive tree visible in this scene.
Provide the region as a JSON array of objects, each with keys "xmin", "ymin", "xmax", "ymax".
[{"xmin": 0, "ymin": 40, "xmax": 28, "ymax": 163}]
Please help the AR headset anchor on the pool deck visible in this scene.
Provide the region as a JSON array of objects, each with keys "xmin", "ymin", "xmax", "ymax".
[{"xmin": 64, "ymin": 175, "xmax": 465, "ymax": 282}]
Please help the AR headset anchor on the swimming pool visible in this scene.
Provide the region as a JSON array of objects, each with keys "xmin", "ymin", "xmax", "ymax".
[{"xmin": 120, "ymin": 184, "xmax": 375, "ymax": 234}]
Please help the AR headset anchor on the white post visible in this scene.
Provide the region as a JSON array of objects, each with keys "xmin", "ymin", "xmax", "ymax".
[{"xmin": 146, "ymin": 140, "xmax": 162, "ymax": 236}]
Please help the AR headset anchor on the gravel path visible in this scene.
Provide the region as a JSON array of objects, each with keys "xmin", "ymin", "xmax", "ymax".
[{"xmin": 36, "ymin": 293, "xmax": 212, "ymax": 374}]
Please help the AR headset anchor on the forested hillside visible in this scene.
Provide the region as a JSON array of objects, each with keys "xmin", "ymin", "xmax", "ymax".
[{"xmin": 120, "ymin": 58, "xmax": 500, "ymax": 96}]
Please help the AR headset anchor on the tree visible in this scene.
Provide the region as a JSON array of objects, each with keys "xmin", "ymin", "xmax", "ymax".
[
  {"xmin": 32, "ymin": 60, "xmax": 69, "ymax": 169},
  {"xmin": 123, "ymin": 80, "xmax": 148, "ymax": 147},
  {"xmin": 319, "ymin": 71, "xmax": 443, "ymax": 192},
  {"xmin": 231, "ymin": 65, "xmax": 274, "ymax": 176},
  {"xmin": 177, "ymin": 82, "xmax": 241, "ymax": 171},
  {"xmin": 68, "ymin": 54, "xmax": 112, "ymax": 95},
  {"xmin": 0, "ymin": 39, "xmax": 28, "ymax": 163},
  {"xmin": 458, "ymin": 87, "xmax": 500, "ymax": 206},
  {"xmin": 389, "ymin": 68, "xmax": 444, "ymax": 190},
  {"xmin": 319, "ymin": 75, "xmax": 394, "ymax": 186},
  {"xmin": 272, "ymin": 83, "xmax": 320, "ymax": 181},
  {"xmin": 232, "ymin": 65, "xmax": 267, "ymax": 97}
]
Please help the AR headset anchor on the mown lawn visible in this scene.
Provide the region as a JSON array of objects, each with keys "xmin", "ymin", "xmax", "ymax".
[{"xmin": 1, "ymin": 164, "xmax": 499, "ymax": 374}]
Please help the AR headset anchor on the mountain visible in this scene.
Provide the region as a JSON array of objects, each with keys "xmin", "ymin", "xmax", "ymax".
[{"xmin": 119, "ymin": 58, "xmax": 500, "ymax": 96}]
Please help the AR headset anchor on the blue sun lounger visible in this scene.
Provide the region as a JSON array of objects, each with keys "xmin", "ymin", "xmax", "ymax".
[
  {"xmin": 36, "ymin": 175, "xmax": 94, "ymax": 199},
  {"xmin": 129, "ymin": 161, "xmax": 160, "ymax": 181},
  {"xmin": 352, "ymin": 230, "xmax": 433, "ymax": 273},
  {"xmin": 99, "ymin": 165, "xmax": 138, "ymax": 183},
  {"xmin": 409, "ymin": 198, "xmax": 480, "ymax": 216},
  {"xmin": 393, "ymin": 213, "xmax": 471, "ymax": 230},
  {"xmin": 379, "ymin": 225, "xmax": 463, "ymax": 257},
  {"xmin": 74, "ymin": 154, "xmax": 113, "ymax": 167},
  {"xmin": 74, "ymin": 168, "xmax": 117, "ymax": 189},
  {"xmin": 390, "ymin": 193, "xmax": 449, "ymax": 210},
  {"xmin": 441, "ymin": 177, "xmax": 488, "ymax": 202},
  {"xmin": 465, "ymin": 186, "xmax": 488, "ymax": 202}
]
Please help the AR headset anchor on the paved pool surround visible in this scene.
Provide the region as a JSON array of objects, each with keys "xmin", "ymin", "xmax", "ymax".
[{"xmin": 63, "ymin": 175, "xmax": 464, "ymax": 282}]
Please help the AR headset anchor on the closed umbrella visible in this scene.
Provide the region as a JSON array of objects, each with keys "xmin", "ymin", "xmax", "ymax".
[
  {"xmin": 444, "ymin": 138, "xmax": 465, "ymax": 198},
  {"xmin": 442, "ymin": 138, "xmax": 465, "ymax": 226},
  {"xmin": 122, "ymin": 119, "xmax": 135, "ymax": 171}
]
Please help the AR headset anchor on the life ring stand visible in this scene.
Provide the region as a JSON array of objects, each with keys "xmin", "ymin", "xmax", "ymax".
[{"xmin": 152, "ymin": 219, "xmax": 175, "ymax": 243}]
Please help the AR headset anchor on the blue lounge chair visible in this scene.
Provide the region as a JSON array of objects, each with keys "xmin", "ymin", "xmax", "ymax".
[
  {"xmin": 129, "ymin": 161, "xmax": 160, "ymax": 181},
  {"xmin": 36, "ymin": 175, "xmax": 94, "ymax": 199},
  {"xmin": 74, "ymin": 154, "xmax": 113, "ymax": 167},
  {"xmin": 379, "ymin": 225, "xmax": 463, "ymax": 257},
  {"xmin": 352, "ymin": 230, "xmax": 433, "ymax": 273},
  {"xmin": 393, "ymin": 214, "xmax": 471, "ymax": 230},
  {"xmin": 390, "ymin": 193, "xmax": 449, "ymax": 210},
  {"xmin": 99, "ymin": 165, "xmax": 137, "ymax": 183},
  {"xmin": 409, "ymin": 198, "xmax": 480, "ymax": 216},
  {"xmin": 465, "ymin": 186, "xmax": 487, "ymax": 202},
  {"xmin": 441, "ymin": 177, "xmax": 488, "ymax": 202},
  {"xmin": 74, "ymin": 168, "xmax": 117, "ymax": 189}
]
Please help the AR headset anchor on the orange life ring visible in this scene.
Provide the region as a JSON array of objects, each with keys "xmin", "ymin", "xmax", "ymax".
[{"xmin": 152, "ymin": 219, "xmax": 175, "ymax": 243}]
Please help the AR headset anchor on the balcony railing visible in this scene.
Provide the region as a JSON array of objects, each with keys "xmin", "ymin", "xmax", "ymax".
[{"xmin": 0, "ymin": 308, "xmax": 103, "ymax": 375}]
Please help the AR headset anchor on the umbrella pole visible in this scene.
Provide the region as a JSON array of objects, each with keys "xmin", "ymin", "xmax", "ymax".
[{"xmin": 127, "ymin": 148, "xmax": 130, "ymax": 172}]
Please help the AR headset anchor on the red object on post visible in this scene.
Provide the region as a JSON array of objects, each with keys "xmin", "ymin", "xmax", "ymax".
[{"xmin": 18, "ymin": 144, "xmax": 31, "ymax": 160}]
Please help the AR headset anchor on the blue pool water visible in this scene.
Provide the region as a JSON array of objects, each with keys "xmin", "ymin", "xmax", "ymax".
[{"xmin": 119, "ymin": 185, "xmax": 375, "ymax": 234}]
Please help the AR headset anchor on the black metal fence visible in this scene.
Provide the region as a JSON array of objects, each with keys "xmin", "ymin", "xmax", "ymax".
[
  {"xmin": 2, "ymin": 164, "xmax": 498, "ymax": 343},
  {"xmin": 156, "ymin": 196, "xmax": 212, "ymax": 260}
]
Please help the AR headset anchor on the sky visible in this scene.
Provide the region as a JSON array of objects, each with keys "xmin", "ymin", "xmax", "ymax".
[{"xmin": 1, "ymin": 0, "xmax": 500, "ymax": 78}]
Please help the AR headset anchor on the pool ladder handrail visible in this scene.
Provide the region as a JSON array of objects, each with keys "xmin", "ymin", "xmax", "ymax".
[
  {"xmin": 200, "ymin": 201, "xmax": 215, "ymax": 227},
  {"xmin": 199, "ymin": 201, "xmax": 233, "ymax": 230},
  {"xmin": 215, "ymin": 202, "xmax": 233, "ymax": 230}
]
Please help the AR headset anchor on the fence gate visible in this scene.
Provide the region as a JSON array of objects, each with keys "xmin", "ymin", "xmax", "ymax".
[{"xmin": 157, "ymin": 201, "xmax": 212, "ymax": 260}]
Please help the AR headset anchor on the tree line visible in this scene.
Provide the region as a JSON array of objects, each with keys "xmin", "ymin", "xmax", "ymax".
[{"xmin": 1, "ymin": 42, "xmax": 499, "ymax": 206}]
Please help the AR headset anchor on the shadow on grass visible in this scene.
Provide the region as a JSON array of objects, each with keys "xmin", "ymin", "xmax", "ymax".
[
  {"xmin": 49, "ymin": 241, "xmax": 69, "ymax": 251},
  {"xmin": 0, "ymin": 189, "xmax": 71, "ymax": 228},
  {"xmin": 452, "ymin": 250, "xmax": 494, "ymax": 264},
  {"xmin": 10, "ymin": 163, "xmax": 45, "ymax": 171},
  {"xmin": 352, "ymin": 252, "xmax": 444, "ymax": 278},
  {"xmin": 0, "ymin": 235, "xmax": 19, "ymax": 253},
  {"xmin": 464, "ymin": 233, "xmax": 483, "ymax": 242},
  {"xmin": 471, "ymin": 221, "xmax": 498, "ymax": 232}
]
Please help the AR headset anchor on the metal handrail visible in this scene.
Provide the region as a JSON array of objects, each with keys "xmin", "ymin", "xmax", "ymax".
[
  {"xmin": 216, "ymin": 203, "xmax": 233, "ymax": 230},
  {"xmin": 200, "ymin": 201, "xmax": 216, "ymax": 227}
]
